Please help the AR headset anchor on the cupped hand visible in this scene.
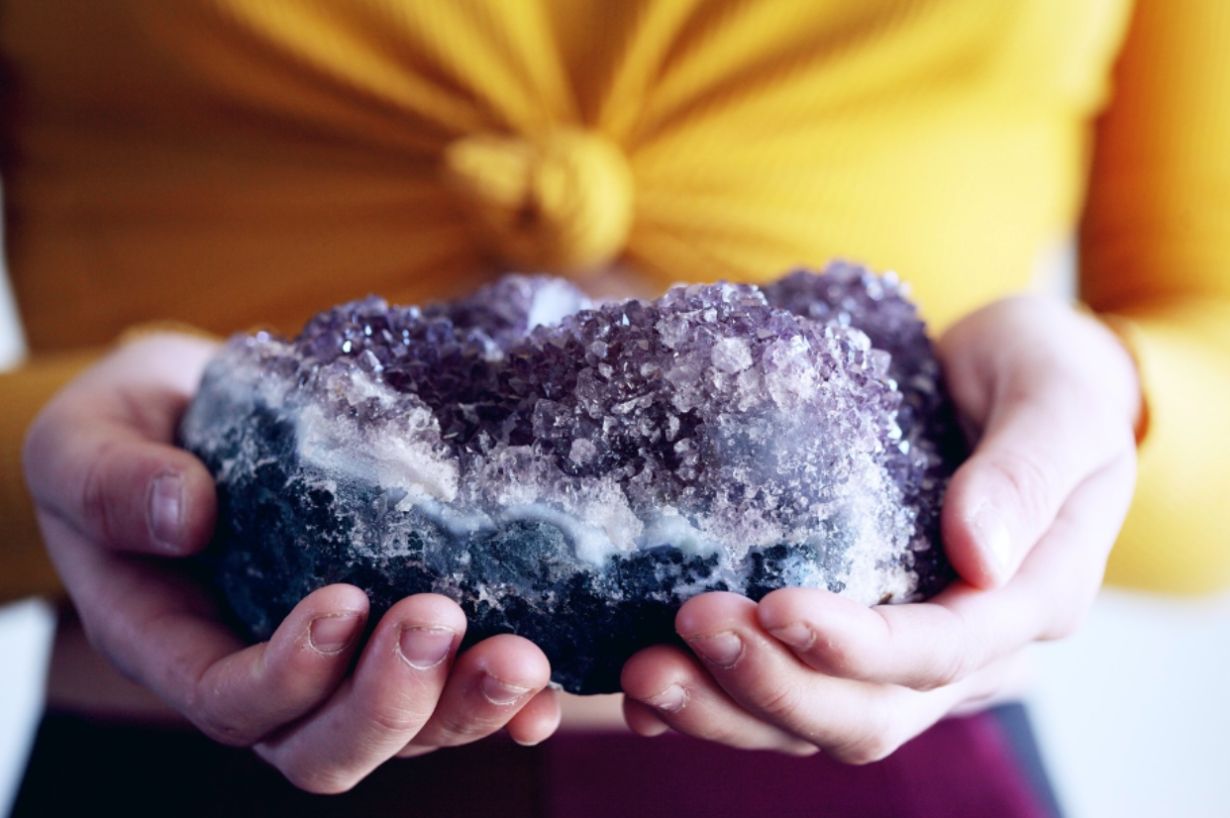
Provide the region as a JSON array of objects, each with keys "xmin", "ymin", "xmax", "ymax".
[
  {"xmin": 621, "ymin": 296, "xmax": 1141, "ymax": 761},
  {"xmin": 23, "ymin": 333, "xmax": 561, "ymax": 793}
]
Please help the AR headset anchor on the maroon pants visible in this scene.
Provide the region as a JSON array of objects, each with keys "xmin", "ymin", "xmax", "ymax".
[{"xmin": 14, "ymin": 704, "xmax": 1060, "ymax": 817}]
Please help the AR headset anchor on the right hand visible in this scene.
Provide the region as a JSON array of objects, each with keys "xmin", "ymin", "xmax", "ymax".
[{"xmin": 22, "ymin": 332, "xmax": 561, "ymax": 793}]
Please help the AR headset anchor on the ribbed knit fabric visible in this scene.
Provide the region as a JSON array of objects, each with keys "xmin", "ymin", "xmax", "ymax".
[{"xmin": 0, "ymin": 0, "xmax": 1227, "ymax": 597}]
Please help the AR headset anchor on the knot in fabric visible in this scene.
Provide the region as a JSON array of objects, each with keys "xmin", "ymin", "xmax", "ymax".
[{"xmin": 443, "ymin": 128, "xmax": 633, "ymax": 275}]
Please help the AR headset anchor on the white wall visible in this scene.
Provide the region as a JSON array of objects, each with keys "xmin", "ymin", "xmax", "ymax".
[
  {"xmin": 1029, "ymin": 590, "xmax": 1230, "ymax": 818},
  {"xmin": 0, "ymin": 185, "xmax": 56, "ymax": 817},
  {"xmin": 0, "ymin": 601, "xmax": 54, "ymax": 818},
  {"xmin": 0, "ymin": 188, "xmax": 24, "ymax": 368}
]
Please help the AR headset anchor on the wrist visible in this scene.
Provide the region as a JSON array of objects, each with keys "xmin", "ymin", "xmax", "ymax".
[{"xmin": 1077, "ymin": 306, "xmax": 1149, "ymax": 446}]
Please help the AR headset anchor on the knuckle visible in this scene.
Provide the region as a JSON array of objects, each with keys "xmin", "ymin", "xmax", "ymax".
[
  {"xmin": 365, "ymin": 704, "xmax": 427, "ymax": 736},
  {"xmin": 754, "ymin": 683, "xmax": 805, "ymax": 727}
]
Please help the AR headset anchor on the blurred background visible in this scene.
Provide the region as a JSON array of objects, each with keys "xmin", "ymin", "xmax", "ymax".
[{"xmin": 0, "ymin": 219, "xmax": 1227, "ymax": 817}]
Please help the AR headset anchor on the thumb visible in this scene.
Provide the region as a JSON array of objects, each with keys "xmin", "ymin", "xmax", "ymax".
[
  {"xmin": 25, "ymin": 417, "xmax": 217, "ymax": 556},
  {"xmin": 938, "ymin": 298, "xmax": 1140, "ymax": 590},
  {"xmin": 23, "ymin": 338, "xmax": 218, "ymax": 557},
  {"xmin": 940, "ymin": 371, "xmax": 1126, "ymax": 589}
]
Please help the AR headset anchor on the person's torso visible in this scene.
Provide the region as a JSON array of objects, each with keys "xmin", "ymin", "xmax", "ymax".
[{"xmin": 0, "ymin": 0, "xmax": 1131, "ymax": 347}]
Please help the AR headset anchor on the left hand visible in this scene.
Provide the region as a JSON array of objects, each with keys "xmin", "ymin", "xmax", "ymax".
[
  {"xmin": 22, "ymin": 334, "xmax": 562, "ymax": 793},
  {"xmin": 620, "ymin": 295, "xmax": 1141, "ymax": 761}
]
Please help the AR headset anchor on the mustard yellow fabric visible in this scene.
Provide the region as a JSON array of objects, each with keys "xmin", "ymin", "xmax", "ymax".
[{"xmin": 1, "ymin": 0, "xmax": 1227, "ymax": 599}]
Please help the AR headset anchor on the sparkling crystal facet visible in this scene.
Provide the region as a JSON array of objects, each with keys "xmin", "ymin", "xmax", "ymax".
[{"xmin": 180, "ymin": 263, "xmax": 965, "ymax": 693}]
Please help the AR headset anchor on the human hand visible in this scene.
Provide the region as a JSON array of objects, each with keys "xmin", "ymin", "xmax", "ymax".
[
  {"xmin": 621, "ymin": 296, "xmax": 1140, "ymax": 761},
  {"xmin": 23, "ymin": 333, "xmax": 561, "ymax": 792}
]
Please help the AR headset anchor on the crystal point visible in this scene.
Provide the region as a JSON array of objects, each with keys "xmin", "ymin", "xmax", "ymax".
[{"xmin": 180, "ymin": 264, "xmax": 965, "ymax": 693}]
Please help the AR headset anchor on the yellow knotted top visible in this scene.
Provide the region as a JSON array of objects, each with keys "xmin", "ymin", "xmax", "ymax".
[{"xmin": 443, "ymin": 129, "xmax": 633, "ymax": 276}]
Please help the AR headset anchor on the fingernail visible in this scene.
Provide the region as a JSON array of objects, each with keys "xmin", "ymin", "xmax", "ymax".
[
  {"xmin": 481, "ymin": 674, "xmax": 531, "ymax": 706},
  {"xmin": 308, "ymin": 612, "xmax": 362, "ymax": 654},
  {"xmin": 398, "ymin": 626, "xmax": 455, "ymax": 670},
  {"xmin": 645, "ymin": 683, "xmax": 687, "ymax": 713},
  {"xmin": 148, "ymin": 473, "xmax": 182, "ymax": 552},
  {"xmin": 687, "ymin": 631, "xmax": 743, "ymax": 668},
  {"xmin": 971, "ymin": 503, "xmax": 1014, "ymax": 583},
  {"xmin": 768, "ymin": 622, "xmax": 815, "ymax": 651}
]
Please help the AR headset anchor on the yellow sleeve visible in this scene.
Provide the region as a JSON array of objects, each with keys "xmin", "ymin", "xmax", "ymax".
[
  {"xmin": 1080, "ymin": 0, "xmax": 1230, "ymax": 595},
  {"xmin": 0, "ymin": 348, "xmax": 99, "ymax": 602}
]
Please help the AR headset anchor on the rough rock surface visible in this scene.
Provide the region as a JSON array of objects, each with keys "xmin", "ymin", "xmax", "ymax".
[{"xmin": 180, "ymin": 263, "xmax": 965, "ymax": 694}]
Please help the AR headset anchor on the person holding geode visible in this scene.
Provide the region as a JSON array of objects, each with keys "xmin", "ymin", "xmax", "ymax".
[{"xmin": 1, "ymin": 1, "xmax": 1227, "ymax": 815}]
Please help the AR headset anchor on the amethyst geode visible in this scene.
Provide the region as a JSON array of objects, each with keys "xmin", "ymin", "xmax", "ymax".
[{"xmin": 180, "ymin": 263, "xmax": 964, "ymax": 693}]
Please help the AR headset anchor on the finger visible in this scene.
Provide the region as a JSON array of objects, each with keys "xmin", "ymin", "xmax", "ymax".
[
  {"xmin": 401, "ymin": 633, "xmax": 551, "ymax": 751},
  {"xmin": 255, "ymin": 594, "xmax": 465, "ymax": 794},
  {"xmin": 185, "ymin": 584, "xmax": 370, "ymax": 745},
  {"xmin": 674, "ymin": 592, "xmax": 989, "ymax": 763},
  {"xmin": 939, "ymin": 308, "xmax": 1137, "ymax": 589},
  {"xmin": 25, "ymin": 418, "xmax": 216, "ymax": 557},
  {"xmin": 43, "ymin": 516, "xmax": 369, "ymax": 745},
  {"xmin": 23, "ymin": 334, "xmax": 219, "ymax": 556},
  {"xmin": 758, "ymin": 585, "xmax": 984, "ymax": 691},
  {"xmin": 505, "ymin": 688, "xmax": 562, "ymax": 746},
  {"xmin": 942, "ymin": 382, "xmax": 1124, "ymax": 587},
  {"xmin": 621, "ymin": 643, "xmax": 818, "ymax": 755},
  {"xmin": 758, "ymin": 452, "xmax": 1135, "ymax": 689}
]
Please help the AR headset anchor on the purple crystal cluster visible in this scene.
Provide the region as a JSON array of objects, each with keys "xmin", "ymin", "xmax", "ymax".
[{"xmin": 180, "ymin": 263, "xmax": 964, "ymax": 693}]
